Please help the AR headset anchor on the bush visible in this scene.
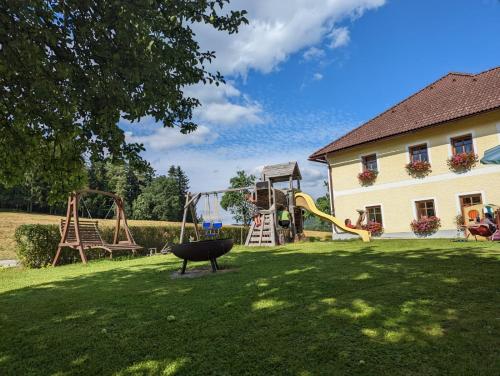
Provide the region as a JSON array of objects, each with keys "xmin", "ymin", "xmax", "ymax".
[
  {"xmin": 410, "ymin": 216, "xmax": 441, "ymax": 237},
  {"xmin": 15, "ymin": 225, "xmax": 63, "ymax": 268},
  {"xmin": 15, "ymin": 223, "xmax": 250, "ymax": 268}
]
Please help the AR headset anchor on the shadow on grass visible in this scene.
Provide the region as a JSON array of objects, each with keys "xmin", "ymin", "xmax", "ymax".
[{"xmin": 0, "ymin": 242, "xmax": 499, "ymax": 375}]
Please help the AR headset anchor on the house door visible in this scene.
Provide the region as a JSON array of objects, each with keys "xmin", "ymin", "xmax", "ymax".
[{"xmin": 459, "ymin": 193, "xmax": 482, "ymax": 221}]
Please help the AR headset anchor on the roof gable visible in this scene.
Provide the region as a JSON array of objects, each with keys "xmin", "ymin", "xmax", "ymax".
[
  {"xmin": 310, "ymin": 67, "xmax": 500, "ymax": 161},
  {"xmin": 261, "ymin": 161, "xmax": 302, "ymax": 182}
]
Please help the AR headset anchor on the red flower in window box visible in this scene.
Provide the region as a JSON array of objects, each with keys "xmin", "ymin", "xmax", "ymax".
[
  {"xmin": 405, "ymin": 160, "xmax": 431, "ymax": 177},
  {"xmin": 410, "ymin": 216, "xmax": 441, "ymax": 236},
  {"xmin": 362, "ymin": 221, "xmax": 384, "ymax": 237},
  {"xmin": 447, "ymin": 152, "xmax": 478, "ymax": 172},
  {"xmin": 357, "ymin": 170, "xmax": 378, "ymax": 186}
]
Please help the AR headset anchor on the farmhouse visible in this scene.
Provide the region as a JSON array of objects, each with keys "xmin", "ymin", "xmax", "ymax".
[{"xmin": 310, "ymin": 67, "xmax": 500, "ymax": 238}]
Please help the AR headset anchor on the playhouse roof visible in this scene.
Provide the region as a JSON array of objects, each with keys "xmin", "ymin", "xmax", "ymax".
[
  {"xmin": 261, "ymin": 161, "xmax": 302, "ymax": 182},
  {"xmin": 309, "ymin": 66, "xmax": 500, "ymax": 162}
]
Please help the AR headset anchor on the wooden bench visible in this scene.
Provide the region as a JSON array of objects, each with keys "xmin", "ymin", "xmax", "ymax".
[{"xmin": 59, "ymin": 219, "xmax": 143, "ymax": 259}]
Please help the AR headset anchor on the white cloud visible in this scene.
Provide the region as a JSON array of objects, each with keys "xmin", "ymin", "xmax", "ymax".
[
  {"xmin": 303, "ymin": 46, "xmax": 326, "ymax": 61},
  {"xmin": 194, "ymin": 0, "xmax": 385, "ymax": 76},
  {"xmin": 184, "ymin": 82, "xmax": 264, "ymax": 126},
  {"xmin": 126, "ymin": 125, "xmax": 218, "ymax": 151},
  {"xmin": 313, "ymin": 73, "xmax": 324, "ymax": 81},
  {"xmin": 329, "ymin": 27, "xmax": 350, "ymax": 48}
]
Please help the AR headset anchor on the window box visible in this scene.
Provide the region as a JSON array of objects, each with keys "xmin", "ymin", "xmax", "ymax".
[
  {"xmin": 410, "ymin": 216, "xmax": 441, "ymax": 236},
  {"xmin": 358, "ymin": 170, "xmax": 378, "ymax": 185},
  {"xmin": 405, "ymin": 160, "xmax": 432, "ymax": 177},
  {"xmin": 447, "ymin": 152, "xmax": 478, "ymax": 172},
  {"xmin": 362, "ymin": 221, "xmax": 384, "ymax": 237}
]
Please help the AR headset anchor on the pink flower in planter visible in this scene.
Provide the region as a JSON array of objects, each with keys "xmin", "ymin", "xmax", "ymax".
[
  {"xmin": 447, "ymin": 152, "xmax": 478, "ymax": 172},
  {"xmin": 358, "ymin": 170, "xmax": 378, "ymax": 186},
  {"xmin": 410, "ymin": 216, "xmax": 441, "ymax": 236},
  {"xmin": 362, "ymin": 221, "xmax": 383, "ymax": 236},
  {"xmin": 405, "ymin": 160, "xmax": 432, "ymax": 177}
]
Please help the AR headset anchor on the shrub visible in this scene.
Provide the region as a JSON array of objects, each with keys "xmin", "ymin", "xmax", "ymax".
[
  {"xmin": 357, "ymin": 170, "xmax": 378, "ymax": 186},
  {"xmin": 410, "ymin": 216, "xmax": 441, "ymax": 237},
  {"xmin": 454, "ymin": 215, "xmax": 465, "ymax": 231},
  {"xmin": 362, "ymin": 221, "xmax": 384, "ymax": 237},
  {"xmin": 15, "ymin": 223, "xmax": 250, "ymax": 268},
  {"xmin": 447, "ymin": 152, "xmax": 478, "ymax": 172},
  {"xmin": 15, "ymin": 225, "xmax": 64, "ymax": 268},
  {"xmin": 405, "ymin": 160, "xmax": 431, "ymax": 178}
]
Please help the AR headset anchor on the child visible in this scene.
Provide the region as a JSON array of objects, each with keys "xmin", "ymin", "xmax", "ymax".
[
  {"xmin": 278, "ymin": 206, "xmax": 291, "ymax": 228},
  {"xmin": 245, "ymin": 192, "xmax": 261, "ymax": 227},
  {"xmin": 344, "ymin": 209, "xmax": 366, "ymax": 229}
]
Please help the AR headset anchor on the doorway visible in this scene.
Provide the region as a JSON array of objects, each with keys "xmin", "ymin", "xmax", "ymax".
[{"xmin": 459, "ymin": 193, "xmax": 483, "ymax": 221}]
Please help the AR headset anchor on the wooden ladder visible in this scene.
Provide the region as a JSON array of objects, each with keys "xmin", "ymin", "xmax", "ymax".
[{"xmin": 245, "ymin": 212, "xmax": 276, "ymax": 247}]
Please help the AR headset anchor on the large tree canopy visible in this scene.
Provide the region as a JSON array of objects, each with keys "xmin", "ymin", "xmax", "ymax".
[{"xmin": 0, "ymin": 1, "xmax": 247, "ymax": 200}]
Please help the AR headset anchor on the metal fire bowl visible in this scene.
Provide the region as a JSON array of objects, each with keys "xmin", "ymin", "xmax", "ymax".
[{"xmin": 171, "ymin": 238, "xmax": 234, "ymax": 262}]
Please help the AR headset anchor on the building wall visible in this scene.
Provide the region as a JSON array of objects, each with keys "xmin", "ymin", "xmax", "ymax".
[{"xmin": 327, "ymin": 109, "xmax": 500, "ymax": 237}]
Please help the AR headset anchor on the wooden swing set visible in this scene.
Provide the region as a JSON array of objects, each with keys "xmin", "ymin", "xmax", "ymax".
[{"xmin": 53, "ymin": 189, "xmax": 142, "ymax": 266}]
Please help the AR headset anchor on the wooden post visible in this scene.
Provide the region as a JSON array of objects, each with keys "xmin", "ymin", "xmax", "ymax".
[
  {"xmin": 72, "ymin": 193, "xmax": 87, "ymax": 264},
  {"xmin": 53, "ymin": 194, "xmax": 73, "ymax": 266},
  {"xmin": 190, "ymin": 205, "xmax": 200, "ymax": 241},
  {"xmin": 267, "ymin": 180, "xmax": 272, "ymax": 210},
  {"xmin": 179, "ymin": 193, "xmax": 190, "ymax": 243},
  {"xmin": 289, "ymin": 177, "xmax": 297, "ymax": 240},
  {"xmin": 121, "ymin": 201, "xmax": 135, "ymax": 245},
  {"xmin": 113, "ymin": 199, "xmax": 121, "ymax": 244}
]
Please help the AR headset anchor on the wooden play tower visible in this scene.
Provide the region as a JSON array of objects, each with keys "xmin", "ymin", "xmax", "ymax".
[{"xmin": 245, "ymin": 162, "xmax": 304, "ymax": 246}]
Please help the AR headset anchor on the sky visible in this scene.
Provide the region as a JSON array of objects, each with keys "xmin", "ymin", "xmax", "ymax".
[{"xmin": 121, "ymin": 0, "xmax": 500, "ymax": 221}]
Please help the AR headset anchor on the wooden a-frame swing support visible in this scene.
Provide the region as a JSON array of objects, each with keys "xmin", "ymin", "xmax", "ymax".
[
  {"xmin": 53, "ymin": 189, "xmax": 142, "ymax": 266},
  {"xmin": 179, "ymin": 186, "xmax": 254, "ymax": 244}
]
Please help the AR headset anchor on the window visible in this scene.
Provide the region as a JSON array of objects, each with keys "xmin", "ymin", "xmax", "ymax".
[
  {"xmin": 366, "ymin": 205, "xmax": 383, "ymax": 224},
  {"xmin": 409, "ymin": 144, "xmax": 429, "ymax": 162},
  {"xmin": 460, "ymin": 194, "xmax": 482, "ymax": 208},
  {"xmin": 451, "ymin": 134, "xmax": 474, "ymax": 155},
  {"xmin": 362, "ymin": 154, "xmax": 378, "ymax": 172},
  {"xmin": 415, "ymin": 200, "xmax": 436, "ymax": 219}
]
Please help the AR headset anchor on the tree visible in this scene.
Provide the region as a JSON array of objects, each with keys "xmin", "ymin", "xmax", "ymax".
[
  {"xmin": 303, "ymin": 180, "xmax": 331, "ymax": 231},
  {"xmin": 84, "ymin": 157, "xmax": 154, "ymax": 217},
  {"xmin": 132, "ymin": 176, "xmax": 180, "ymax": 221},
  {"xmin": 168, "ymin": 165, "xmax": 190, "ymax": 220},
  {"xmin": 0, "ymin": 1, "xmax": 248, "ymax": 200},
  {"xmin": 220, "ymin": 171, "xmax": 255, "ymax": 225}
]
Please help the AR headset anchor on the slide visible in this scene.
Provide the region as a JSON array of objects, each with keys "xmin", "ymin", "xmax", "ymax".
[{"xmin": 295, "ymin": 192, "xmax": 371, "ymax": 242}]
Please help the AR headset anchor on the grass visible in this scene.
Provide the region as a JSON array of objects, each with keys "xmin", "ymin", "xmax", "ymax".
[
  {"xmin": 1, "ymin": 239, "xmax": 499, "ymax": 375},
  {"xmin": 0, "ymin": 211, "xmax": 330, "ymax": 260}
]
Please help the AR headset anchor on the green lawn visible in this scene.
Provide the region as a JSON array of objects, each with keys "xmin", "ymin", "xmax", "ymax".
[{"xmin": 1, "ymin": 240, "xmax": 499, "ymax": 375}]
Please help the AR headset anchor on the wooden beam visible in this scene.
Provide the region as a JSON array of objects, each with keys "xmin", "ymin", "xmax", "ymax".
[{"xmin": 180, "ymin": 194, "xmax": 191, "ymax": 243}]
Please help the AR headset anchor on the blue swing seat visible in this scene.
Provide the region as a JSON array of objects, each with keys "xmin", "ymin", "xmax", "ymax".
[
  {"xmin": 212, "ymin": 221, "xmax": 223, "ymax": 230},
  {"xmin": 202, "ymin": 221, "xmax": 212, "ymax": 230}
]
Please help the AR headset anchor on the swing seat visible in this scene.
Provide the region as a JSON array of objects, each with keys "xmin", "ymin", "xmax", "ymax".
[
  {"xmin": 58, "ymin": 219, "xmax": 142, "ymax": 259},
  {"xmin": 212, "ymin": 221, "xmax": 223, "ymax": 230},
  {"xmin": 202, "ymin": 221, "xmax": 212, "ymax": 230}
]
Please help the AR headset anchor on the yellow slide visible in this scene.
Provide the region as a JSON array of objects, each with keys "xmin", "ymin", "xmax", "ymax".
[{"xmin": 295, "ymin": 192, "xmax": 371, "ymax": 242}]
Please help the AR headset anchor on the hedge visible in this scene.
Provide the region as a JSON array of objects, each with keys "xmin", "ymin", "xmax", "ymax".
[{"xmin": 15, "ymin": 224, "xmax": 250, "ymax": 268}]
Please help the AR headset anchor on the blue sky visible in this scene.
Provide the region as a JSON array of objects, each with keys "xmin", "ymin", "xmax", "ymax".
[{"xmin": 122, "ymin": 0, "xmax": 500, "ymax": 219}]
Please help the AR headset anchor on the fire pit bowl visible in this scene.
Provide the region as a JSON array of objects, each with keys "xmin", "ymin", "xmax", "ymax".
[{"xmin": 171, "ymin": 238, "xmax": 234, "ymax": 274}]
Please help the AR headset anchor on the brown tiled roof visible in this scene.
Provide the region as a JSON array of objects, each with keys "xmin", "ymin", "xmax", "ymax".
[{"xmin": 309, "ymin": 67, "xmax": 500, "ymax": 161}]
